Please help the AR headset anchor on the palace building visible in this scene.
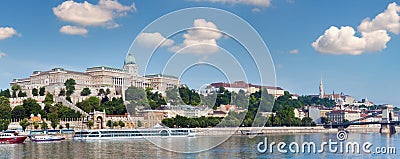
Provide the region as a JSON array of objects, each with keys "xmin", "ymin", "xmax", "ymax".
[{"xmin": 9, "ymin": 53, "xmax": 180, "ymax": 103}]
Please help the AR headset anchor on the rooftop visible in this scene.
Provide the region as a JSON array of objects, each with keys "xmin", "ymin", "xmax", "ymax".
[
  {"xmin": 144, "ymin": 74, "xmax": 179, "ymax": 79},
  {"xmin": 86, "ymin": 66, "xmax": 125, "ymax": 72}
]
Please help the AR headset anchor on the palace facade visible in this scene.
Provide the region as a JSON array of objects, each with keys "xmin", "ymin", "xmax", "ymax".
[{"xmin": 9, "ymin": 53, "xmax": 180, "ymax": 103}]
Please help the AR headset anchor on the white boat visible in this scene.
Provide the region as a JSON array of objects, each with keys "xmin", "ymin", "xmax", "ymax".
[
  {"xmin": 73, "ymin": 128, "xmax": 196, "ymax": 140},
  {"xmin": 30, "ymin": 135, "xmax": 65, "ymax": 142}
]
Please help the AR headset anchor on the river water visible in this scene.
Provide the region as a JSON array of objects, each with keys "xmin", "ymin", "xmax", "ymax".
[{"xmin": 0, "ymin": 133, "xmax": 398, "ymax": 158}]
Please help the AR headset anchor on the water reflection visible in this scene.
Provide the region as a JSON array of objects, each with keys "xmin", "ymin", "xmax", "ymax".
[{"xmin": 0, "ymin": 133, "xmax": 398, "ymax": 158}]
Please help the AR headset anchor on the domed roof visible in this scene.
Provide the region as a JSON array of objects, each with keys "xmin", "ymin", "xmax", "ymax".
[{"xmin": 124, "ymin": 53, "xmax": 136, "ymax": 65}]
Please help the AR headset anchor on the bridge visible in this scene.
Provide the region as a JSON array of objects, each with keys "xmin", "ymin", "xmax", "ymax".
[{"xmin": 324, "ymin": 105, "xmax": 398, "ymax": 134}]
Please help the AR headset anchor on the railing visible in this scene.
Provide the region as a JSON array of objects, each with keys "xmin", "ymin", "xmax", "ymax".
[{"xmin": 54, "ymin": 96, "xmax": 89, "ymax": 117}]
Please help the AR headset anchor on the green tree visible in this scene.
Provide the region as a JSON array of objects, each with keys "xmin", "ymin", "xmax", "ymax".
[
  {"xmin": 44, "ymin": 93, "xmax": 54, "ymax": 104},
  {"xmin": 146, "ymin": 88, "xmax": 166, "ymax": 109},
  {"xmin": 106, "ymin": 88, "xmax": 111, "ymax": 96},
  {"xmin": 12, "ymin": 91, "xmax": 16, "ymax": 98},
  {"xmin": 58, "ymin": 125, "xmax": 64, "ymax": 129},
  {"xmin": 301, "ymin": 117, "xmax": 315, "ymax": 126},
  {"xmin": 41, "ymin": 122, "xmax": 48, "ymax": 130},
  {"xmin": 0, "ymin": 119, "xmax": 10, "ymax": 131},
  {"xmin": 113, "ymin": 121, "xmax": 119, "ymax": 128},
  {"xmin": 200, "ymin": 93, "xmax": 217, "ymax": 108},
  {"xmin": 177, "ymin": 86, "xmax": 201, "ymax": 105},
  {"xmin": 137, "ymin": 120, "xmax": 142, "ymax": 128},
  {"xmin": 125, "ymin": 87, "xmax": 146, "ymax": 101},
  {"xmin": 57, "ymin": 104, "xmax": 82, "ymax": 118},
  {"xmin": 118, "ymin": 120, "xmax": 125, "ymax": 128},
  {"xmin": 88, "ymin": 120, "xmax": 94, "ymax": 129},
  {"xmin": 76, "ymin": 96, "xmax": 101, "ymax": 113},
  {"xmin": 32, "ymin": 88, "xmax": 39, "ymax": 96},
  {"xmin": 39, "ymin": 87, "xmax": 46, "ymax": 96},
  {"xmin": 0, "ymin": 89, "xmax": 11, "ymax": 98},
  {"xmin": 47, "ymin": 111, "xmax": 59, "ymax": 129},
  {"xmin": 125, "ymin": 87, "xmax": 148, "ymax": 114},
  {"xmin": 64, "ymin": 78, "xmax": 76, "ymax": 97},
  {"xmin": 18, "ymin": 91, "xmax": 27, "ymax": 97},
  {"xmin": 81, "ymin": 87, "xmax": 91, "ymax": 96},
  {"xmin": 11, "ymin": 105, "xmax": 25, "ymax": 120},
  {"xmin": 51, "ymin": 120, "xmax": 59, "ymax": 129},
  {"xmin": 33, "ymin": 122, "xmax": 39, "ymax": 129},
  {"xmin": 165, "ymin": 87, "xmax": 182, "ymax": 105},
  {"xmin": 66, "ymin": 96, "xmax": 72, "ymax": 103},
  {"xmin": 59, "ymin": 88, "xmax": 66, "ymax": 96},
  {"xmin": 65, "ymin": 123, "xmax": 70, "ymax": 129},
  {"xmin": 106, "ymin": 120, "xmax": 113, "ymax": 128},
  {"xmin": 233, "ymin": 89, "xmax": 248, "ymax": 108},
  {"xmin": 98, "ymin": 89, "xmax": 105, "ymax": 96},
  {"xmin": 213, "ymin": 87, "xmax": 231, "ymax": 109},
  {"xmin": 23, "ymin": 98, "xmax": 44, "ymax": 118},
  {"xmin": 11, "ymin": 84, "xmax": 21, "ymax": 98},
  {"xmin": 0, "ymin": 96, "xmax": 12, "ymax": 131},
  {"xmin": 102, "ymin": 97, "xmax": 127, "ymax": 115},
  {"xmin": 19, "ymin": 118, "xmax": 30, "ymax": 131}
]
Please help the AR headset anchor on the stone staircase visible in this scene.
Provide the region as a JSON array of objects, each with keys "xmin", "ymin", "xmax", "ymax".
[{"xmin": 55, "ymin": 96, "xmax": 89, "ymax": 117}]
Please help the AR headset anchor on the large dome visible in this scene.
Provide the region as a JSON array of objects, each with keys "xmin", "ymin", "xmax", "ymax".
[{"xmin": 124, "ymin": 53, "xmax": 136, "ymax": 65}]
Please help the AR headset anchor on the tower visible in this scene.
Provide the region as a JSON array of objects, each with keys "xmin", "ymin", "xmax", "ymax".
[
  {"xmin": 319, "ymin": 78, "xmax": 324, "ymax": 98},
  {"xmin": 124, "ymin": 53, "xmax": 138, "ymax": 76}
]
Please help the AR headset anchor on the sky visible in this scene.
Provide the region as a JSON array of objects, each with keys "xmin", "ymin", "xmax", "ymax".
[{"xmin": 0, "ymin": 0, "xmax": 399, "ymax": 106}]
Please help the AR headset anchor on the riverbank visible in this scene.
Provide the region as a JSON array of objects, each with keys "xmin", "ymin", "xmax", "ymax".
[
  {"xmin": 191, "ymin": 126, "xmax": 400, "ymax": 136},
  {"xmin": 191, "ymin": 127, "xmax": 335, "ymax": 136},
  {"xmin": 39, "ymin": 126, "xmax": 400, "ymax": 140}
]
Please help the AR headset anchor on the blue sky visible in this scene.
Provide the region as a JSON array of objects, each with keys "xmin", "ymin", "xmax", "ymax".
[{"xmin": 0, "ymin": 0, "xmax": 399, "ymax": 106}]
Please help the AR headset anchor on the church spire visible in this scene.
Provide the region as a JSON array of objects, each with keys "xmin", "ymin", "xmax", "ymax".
[{"xmin": 319, "ymin": 77, "xmax": 325, "ymax": 98}]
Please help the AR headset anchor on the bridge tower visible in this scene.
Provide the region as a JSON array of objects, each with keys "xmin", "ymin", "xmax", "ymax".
[{"xmin": 380, "ymin": 104, "xmax": 396, "ymax": 134}]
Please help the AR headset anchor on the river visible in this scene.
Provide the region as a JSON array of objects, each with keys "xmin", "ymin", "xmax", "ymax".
[{"xmin": 0, "ymin": 132, "xmax": 398, "ymax": 158}]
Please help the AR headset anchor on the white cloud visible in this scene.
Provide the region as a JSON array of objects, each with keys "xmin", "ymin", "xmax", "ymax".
[
  {"xmin": 53, "ymin": 0, "xmax": 135, "ymax": 28},
  {"xmin": 313, "ymin": 3, "xmax": 398, "ymax": 55},
  {"xmin": 99, "ymin": 0, "xmax": 136, "ymax": 13},
  {"xmin": 312, "ymin": 26, "xmax": 390, "ymax": 55},
  {"xmin": 60, "ymin": 25, "xmax": 88, "ymax": 35},
  {"xmin": 136, "ymin": 32, "xmax": 174, "ymax": 48},
  {"xmin": 289, "ymin": 49, "xmax": 299, "ymax": 54},
  {"xmin": 0, "ymin": 52, "xmax": 6, "ymax": 58},
  {"xmin": 190, "ymin": 0, "xmax": 271, "ymax": 7},
  {"xmin": 169, "ymin": 19, "xmax": 222, "ymax": 54},
  {"xmin": 358, "ymin": 2, "xmax": 400, "ymax": 34},
  {"xmin": 0, "ymin": 27, "xmax": 19, "ymax": 40}
]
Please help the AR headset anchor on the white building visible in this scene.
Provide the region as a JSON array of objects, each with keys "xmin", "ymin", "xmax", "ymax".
[
  {"xmin": 200, "ymin": 81, "xmax": 285, "ymax": 98},
  {"xmin": 10, "ymin": 53, "xmax": 180, "ymax": 103}
]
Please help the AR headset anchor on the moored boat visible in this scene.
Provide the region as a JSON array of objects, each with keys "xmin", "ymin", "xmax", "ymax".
[
  {"xmin": 0, "ymin": 131, "xmax": 27, "ymax": 144},
  {"xmin": 73, "ymin": 128, "xmax": 196, "ymax": 140},
  {"xmin": 30, "ymin": 135, "xmax": 65, "ymax": 142}
]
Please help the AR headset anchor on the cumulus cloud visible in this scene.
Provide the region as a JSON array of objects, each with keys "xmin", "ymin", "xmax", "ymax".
[
  {"xmin": 313, "ymin": 3, "xmax": 398, "ymax": 55},
  {"xmin": 53, "ymin": 0, "xmax": 135, "ymax": 30},
  {"xmin": 190, "ymin": 0, "xmax": 271, "ymax": 7},
  {"xmin": 0, "ymin": 27, "xmax": 19, "ymax": 40},
  {"xmin": 289, "ymin": 49, "xmax": 299, "ymax": 54},
  {"xmin": 60, "ymin": 25, "xmax": 88, "ymax": 35},
  {"xmin": 169, "ymin": 19, "xmax": 222, "ymax": 54},
  {"xmin": 358, "ymin": 2, "xmax": 400, "ymax": 34},
  {"xmin": 312, "ymin": 26, "xmax": 390, "ymax": 55},
  {"xmin": 136, "ymin": 32, "xmax": 174, "ymax": 48},
  {"xmin": 0, "ymin": 52, "xmax": 6, "ymax": 58}
]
